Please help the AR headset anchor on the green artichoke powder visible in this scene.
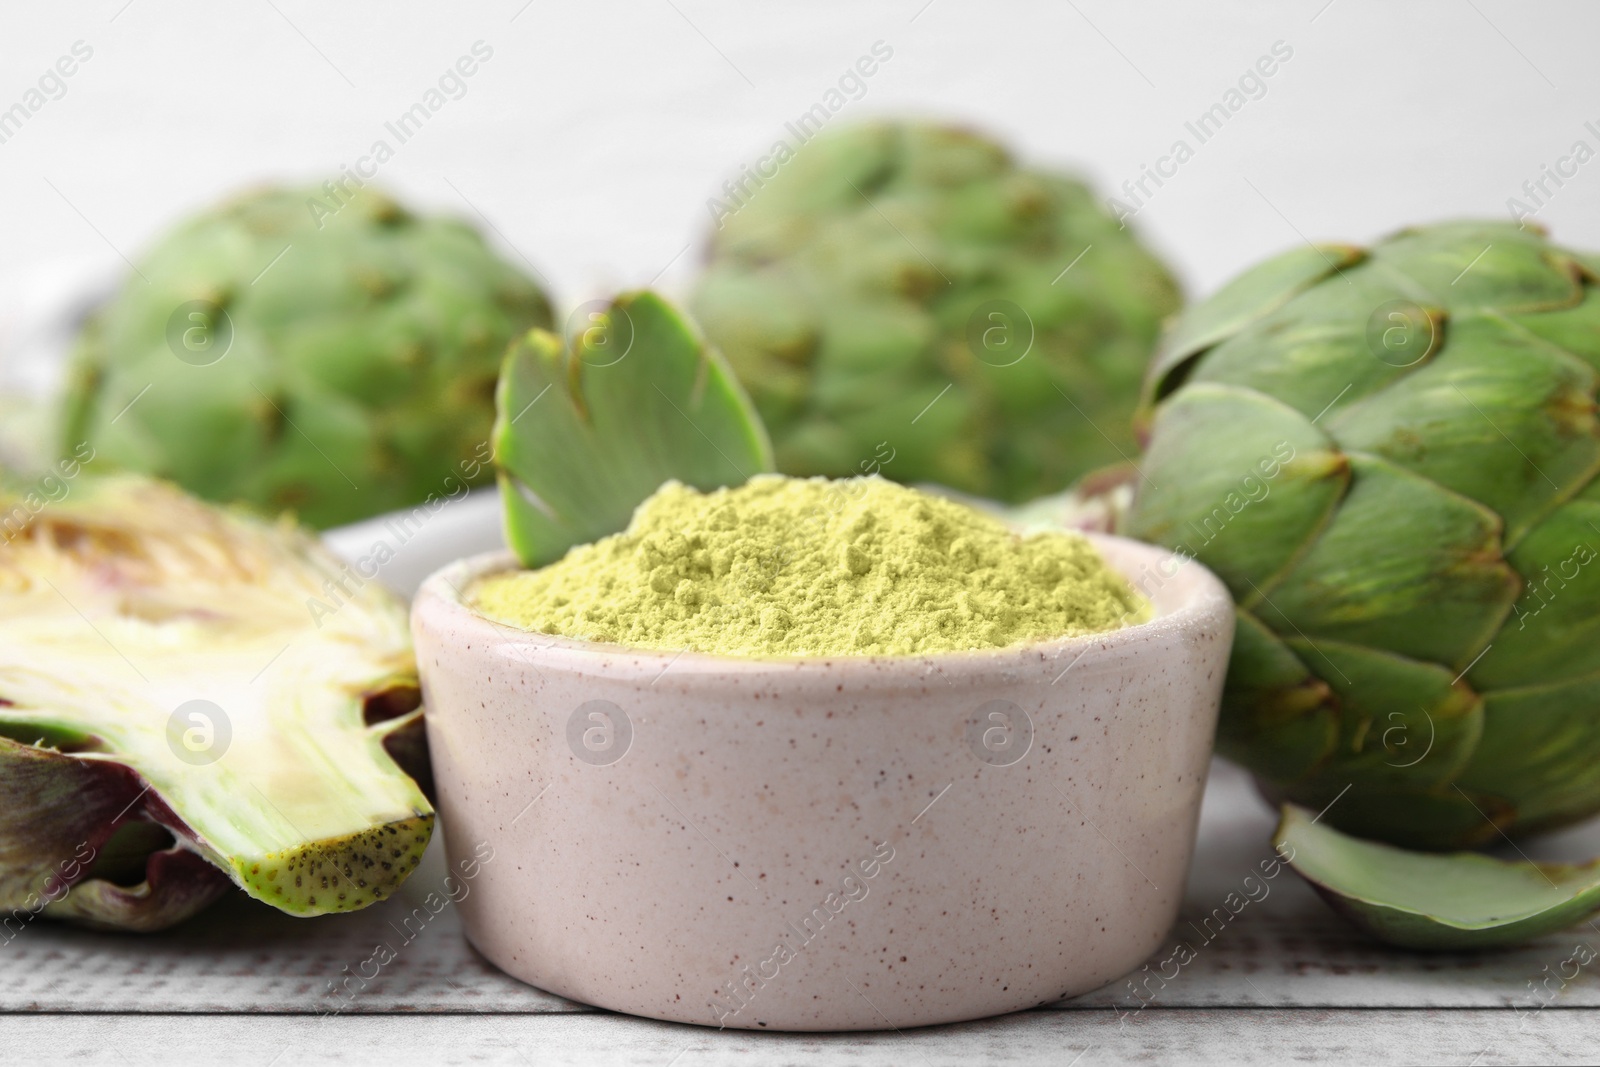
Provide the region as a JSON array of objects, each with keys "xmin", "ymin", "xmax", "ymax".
[{"xmin": 470, "ymin": 475, "xmax": 1150, "ymax": 657}]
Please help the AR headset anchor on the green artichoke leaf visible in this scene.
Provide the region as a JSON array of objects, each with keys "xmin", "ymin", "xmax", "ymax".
[
  {"xmin": 1123, "ymin": 382, "xmax": 1349, "ymax": 594},
  {"xmin": 1513, "ymin": 286, "xmax": 1600, "ymax": 372},
  {"xmin": 1329, "ymin": 313, "xmax": 1600, "ymax": 543},
  {"xmin": 1275, "ymin": 804, "xmax": 1600, "ymax": 950},
  {"xmin": 718, "ymin": 122, "xmax": 900, "ymax": 244},
  {"xmin": 1190, "ymin": 266, "xmax": 1443, "ymax": 422},
  {"xmin": 834, "ymin": 387, "xmax": 977, "ymax": 487},
  {"xmin": 0, "ymin": 476, "xmax": 433, "ymax": 931},
  {"xmin": 1216, "ymin": 610, "xmax": 1338, "ymax": 784},
  {"xmin": 1458, "ymin": 675, "xmax": 1600, "ymax": 839},
  {"xmin": 1374, "ymin": 220, "xmax": 1584, "ymax": 315},
  {"xmin": 810, "ymin": 300, "xmax": 933, "ymax": 401},
  {"xmin": 1475, "ymin": 483, "xmax": 1600, "ymax": 689},
  {"xmin": 494, "ymin": 291, "xmax": 774, "ymax": 569},
  {"xmin": 1262, "ymin": 453, "xmax": 1520, "ymax": 670},
  {"xmin": 1278, "ymin": 637, "xmax": 1483, "ymax": 795},
  {"xmin": 1141, "ymin": 243, "xmax": 1364, "ymax": 408}
]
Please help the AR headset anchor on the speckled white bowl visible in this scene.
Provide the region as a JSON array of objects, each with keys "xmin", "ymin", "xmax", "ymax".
[{"xmin": 411, "ymin": 533, "xmax": 1233, "ymax": 1031}]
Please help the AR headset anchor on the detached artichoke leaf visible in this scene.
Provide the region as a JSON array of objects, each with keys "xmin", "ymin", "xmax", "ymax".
[
  {"xmin": 0, "ymin": 477, "xmax": 433, "ymax": 931},
  {"xmin": 1276, "ymin": 804, "xmax": 1600, "ymax": 950},
  {"xmin": 43, "ymin": 847, "xmax": 233, "ymax": 933},
  {"xmin": 979, "ymin": 464, "xmax": 1138, "ymax": 536},
  {"xmin": 494, "ymin": 290, "xmax": 774, "ymax": 569}
]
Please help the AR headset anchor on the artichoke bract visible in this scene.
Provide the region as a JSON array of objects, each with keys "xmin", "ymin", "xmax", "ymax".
[
  {"xmin": 62, "ymin": 184, "xmax": 553, "ymax": 529},
  {"xmin": 691, "ymin": 120, "xmax": 1181, "ymax": 504},
  {"xmin": 0, "ymin": 476, "xmax": 432, "ymax": 932},
  {"xmin": 1125, "ymin": 221, "xmax": 1600, "ymax": 850},
  {"xmin": 495, "ymin": 291, "xmax": 773, "ymax": 569},
  {"xmin": 1275, "ymin": 805, "xmax": 1600, "ymax": 950}
]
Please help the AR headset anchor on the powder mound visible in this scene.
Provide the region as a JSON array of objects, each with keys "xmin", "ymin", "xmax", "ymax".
[{"xmin": 470, "ymin": 475, "xmax": 1151, "ymax": 657}]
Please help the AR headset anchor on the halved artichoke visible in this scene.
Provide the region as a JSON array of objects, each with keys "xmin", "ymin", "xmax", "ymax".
[{"xmin": 0, "ymin": 476, "xmax": 432, "ymax": 932}]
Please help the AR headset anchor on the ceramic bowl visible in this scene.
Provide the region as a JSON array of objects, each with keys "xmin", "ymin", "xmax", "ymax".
[{"xmin": 411, "ymin": 532, "xmax": 1233, "ymax": 1031}]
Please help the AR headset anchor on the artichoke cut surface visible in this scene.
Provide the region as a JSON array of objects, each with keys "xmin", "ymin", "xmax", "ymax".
[
  {"xmin": 0, "ymin": 477, "xmax": 432, "ymax": 930},
  {"xmin": 1276, "ymin": 805, "xmax": 1600, "ymax": 950}
]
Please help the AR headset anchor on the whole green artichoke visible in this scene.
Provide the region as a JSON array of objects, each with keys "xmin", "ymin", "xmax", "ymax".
[
  {"xmin": 62, "ymin": 184, "xmax": 553, "ymax": 529},
  {"xmin": 1125, "ymin": 220, "xmax": 1600, "ymax": 850},
  {"xmin": 691, "ymin": 120, "xmax": 1180, "ymax": 503}
]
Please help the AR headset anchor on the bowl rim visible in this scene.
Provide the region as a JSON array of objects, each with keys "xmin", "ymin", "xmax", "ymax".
[{"xmin": 412, "ymin": 531, "xmax": 1234, "ymax": 681}]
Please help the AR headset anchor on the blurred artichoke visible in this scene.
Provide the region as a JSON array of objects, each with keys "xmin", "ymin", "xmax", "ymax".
[
  {"xmin": 62, "ymin": 184, "xmax": 553, "ymax": 529},
  {"xmin": 691, "ymin": 120, "xmax": 1181, "ymax": 503},
  {"xmin": 1125, "ymin": 220, "xmax": 1600, "ymax": 850}
]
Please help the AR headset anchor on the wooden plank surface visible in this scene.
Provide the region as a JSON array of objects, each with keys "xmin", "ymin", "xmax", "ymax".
[
  {"xmin": 3, "ymin": 1009, "xmax": 1597, "ymax": 1066},
  {"xmin": 4, "ymin": 762, "xmax": 1598, "ymax": 1064}
]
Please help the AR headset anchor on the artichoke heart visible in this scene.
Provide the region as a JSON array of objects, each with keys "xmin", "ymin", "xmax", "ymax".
[{"xmin": 0, "ymin": 476, "xmax": 432, "ymax": 931}]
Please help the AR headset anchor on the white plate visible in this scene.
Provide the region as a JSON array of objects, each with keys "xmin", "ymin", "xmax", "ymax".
[{"xmin": 321, "ymin": 485, "xmax": 507, "ymax": 601}]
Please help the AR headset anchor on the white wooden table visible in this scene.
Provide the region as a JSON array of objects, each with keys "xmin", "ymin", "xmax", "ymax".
[{"xmin": 4, "ymin": 761, "xmax": 1596, "ymax": 1066}]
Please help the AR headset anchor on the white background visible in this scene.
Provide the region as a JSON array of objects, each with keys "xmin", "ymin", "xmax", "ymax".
[{"xmin": 0, "ymin": 0, "xmax": 1596, "ymax": 384}]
